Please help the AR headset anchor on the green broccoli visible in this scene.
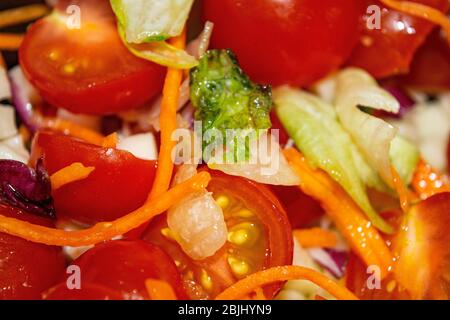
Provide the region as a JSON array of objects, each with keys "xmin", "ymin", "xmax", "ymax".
[{"xmin": 190, "ymin": 49, "xmax": 272, "ymax": 162}]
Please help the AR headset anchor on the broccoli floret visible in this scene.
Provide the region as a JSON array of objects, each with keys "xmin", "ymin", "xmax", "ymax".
[{"xmin": 190, "ymin": 49, "xmax": 272, "ymax": 161}]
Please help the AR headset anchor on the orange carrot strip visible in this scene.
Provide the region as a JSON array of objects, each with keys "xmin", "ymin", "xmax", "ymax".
[
  {"xmin": 101, "ymin": 132, "xmax": 118, "ymax": 148},
  {"xmin": 148, "ymin": 29, "xmax": 186, "ymax": 200},
  {"xmin": 145, "ymin": 279, "xmax": 177, "ymax": 300},
  {"xmin": 380, "ymin": 0, "xmax": 450, "ymax": 44},
  {"xmin": 412, "ymin": 159, "xmax": 450, "ymax": 199},
  {"xmin": 293, "ymin": 228, "xmax": 338, "ymax": 249},
  {"xmin": 390, "ymin": 166, "xmax": 413, "ymax": 213},
  {"xmin": 284, "ymin": 148, "xmax": 393, "ymax": 278},
  {"xmin": 215, "ymin": 266, "xmax": 358, "ymax": 300},
  {"xmin": 0, "ymin": 33, "xmax": 24, "ymax": 50},
  {"xmin": 0, "ymin": 172, "xmax": 210, "ymax": 247},
  {"xmin": 315, "ymin": 295, "xmax": 327, "ymax": 300},
  {"xmin": 51, "ymin": 162, "xmax": 95, "ymax": 191},
  {"xmin": 0, "ymin": 5, "xmax": 49, "ymax": 29},
  {"xmin": 41, "ymin": 118, "xmax": 105, "ymax": 146}
]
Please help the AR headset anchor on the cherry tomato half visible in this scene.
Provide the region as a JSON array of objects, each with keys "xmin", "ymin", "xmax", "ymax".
[
  {"xmin": 203, "ymin": 0, "xmax": 363, "ymax": 87},
  {"xmin": 19, "ymin": 0, "xmax": 165, "ymax": 115},
  {"xmin": 0, "ymin": 204, "xmax": 66, "ymax": 300},
  {"xmin": 53, "ymin": 240, "xmax": 188, "ymax": 300},
  {"xmin": 30, "ymin": 131, "xmax": 157, "ymax": 224},
  {"xmin": 347, "ymin": 0, "xmax": 449, "ymax": 79},
  {"xmin": 144, "ymin": 169, "xmax": 293, "ymax": 299}
]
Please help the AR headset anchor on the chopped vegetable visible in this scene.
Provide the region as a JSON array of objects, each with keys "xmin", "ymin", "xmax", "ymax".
[
  {"xmin": 50, "ymin": 162, "xmax": 95, "ymax": 191},
  {"xmin": 334, "ymin": 68, "xmax": 419, "ymax": 188},
  {"xmin": 110, "ymin": 0, "xmax": 194, "ymax": 43},
  {"xmin": 0, "ymin": 33, "xmax": 24, "ymax": 50},
  {"xmin": 215, "ymin": 266, "xmax": 358, "ymax": 300},
  {"xmin": 0, "ymin": 171, "xmax": 210, "ymax": 247},
  {"xmin": 41, "ymin": 118, "xmax": 106, "ymax": 146},
  {"xmin": 190, "ymin": 49, "xmax": 272, "ymax": 162},
  {"xmin": 0, "ymin": 159, "xmax": 55, "ymax": 218},
  {"xmin": 412, "ymin": 160, "xmax": 450, "ymax": 199},
  {"xmin": 274, "ymin": 86, "xmax": 392, "ymax": 232},
  {"xmin": 293, "ymin": 228, "xmax": 337, "ymax": 249},
  {"xmin": 0, "ymin": 4, "xmax": 49, "ymax": 29},
  {"xmin": 117, "ymin": 133, "xmax": 158, "ymax": 161},
  {"xmin": 111, "ymin": 0, "xmax": 197, "ymax": 69},
  {"xmin": 284, "ymin": 148, "xmax": 394, "ymax": 276}
]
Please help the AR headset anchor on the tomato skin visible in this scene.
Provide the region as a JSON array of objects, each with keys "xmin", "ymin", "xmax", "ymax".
[
  {"xmin": 64, "ymin": 240, "xmax": 188, "ymax": 300},
  {"xmin": 203, "ymin": 0, "xmax": 363, "ymax": 87},
  {"xmin": 144, "ymin": 169, "xmax": 293, "ymax": 299},
  {"xmin": 398, "ymin": 29, "xmax": 450, "ymax": 92},
  {"xmin": 19, "ymin": 0, "xmax": 165, "ymax": 115},
  {"xmin": 43, "ymin": 283, "xmax": 123, "ymax": 300},
  {"xmin": 0, "ymin": 204, "xmax": 66, "ymax": 300},
  {"xmin": 270, "ymin": 185, "xmax": 324, "ymax": 229},
  {"xmin": 347, "ymin": 0, "xmax": 449, "ymax": 79},
  {"xmin": 31, "ymin": 131, "xmax": 157, "ymax": 224}
]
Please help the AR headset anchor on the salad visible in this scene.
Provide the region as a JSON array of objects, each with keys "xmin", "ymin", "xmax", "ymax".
[{"xmin": 0, "ymin": 0, "xmax": 449, "ymax": 301}]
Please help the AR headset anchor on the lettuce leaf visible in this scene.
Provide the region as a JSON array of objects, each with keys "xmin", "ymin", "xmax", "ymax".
[{"xmin": 274, "ymin": 86, "xmax": 393, "ymax": 233}]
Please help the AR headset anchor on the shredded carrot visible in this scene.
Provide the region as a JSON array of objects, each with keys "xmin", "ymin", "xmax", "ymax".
[
  {"xmin": 293, "ymin": 228, "xmax": 337, "ymax": 249},
  {"xmin": 380, "ymin": 0, "xmax": 450, "ymax": 44},
  {"xmin": 0, "ymin": 33, "xmax": 24, "ymax": 50},
  {"xmin": 147, "ymin": 29, "xmax": 186, "ymax": 200},
  {"xmin": 215, "ymin": 266, "xmax": 358, "ymax": 300},
  {"xmin": 41, "ymin": 118, "xmax": 105, "ymax": 146},
  {"xmin": 0, "ymin": 4, "xmax": 49, "ymax": 29},
  {"xmin": 315, "ymin": 295, "xmax": 327, "ymax": 300},
  {"xmin": 284, "ymin": 148, "xmax": 394, "ymax": 278},
  {"xmin": 0, "ymin": 172, "xmax": 210, "ymax": 247},
  {"xmin": 101, "ymin": 132, "xmax": 119, "ymax": 149},
  {"xmin": 50, "ymin": 162, "xmax": 95, "ymax": 191},
  {"xmin": 412, "ymin": 159, "xmax": 450, "ymax": 199},
  {"xmin": 145, "ymin": 279, "xmax": 177, "ymax": 300},
  {"xmin": 390, "ymin": 166, "xmax": 413, "ymax": 213}
]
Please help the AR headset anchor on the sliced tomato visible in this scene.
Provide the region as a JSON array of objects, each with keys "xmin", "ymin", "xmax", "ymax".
[
  {"xmin": 0, "ymin": 204, "xmax": 66, "ymax": 300},
  {"xmin": 203, "ymin": 0, "xmax": 363, "ymax": 87},
  {"xmin": 398, "ymin": 29, "xmax": 450, "ymax": 92},
  {"xmin": 347, "ymin": 195, "xmax": 450, "ymax": 300},
  {"xmin": 43, "ymin": 283, "xmax": 123, "ymax": 300},
  {"xmin": 30, "ymin": 131, "xmax": 157, "ymax": 224},
  {"xmin": 19, "ymin": 0, "xmax": 165, "ymax": 115},
  {"xmin": 57, "ymin": 240, "xmax": 188, "ymax": 300},
  {"xmin": 144, "ymin": 169, "xmax": 293, "ymax": 299},
  {"xmin": 347, "ymin": 0, "xmax": 449, "ymax": 79}
]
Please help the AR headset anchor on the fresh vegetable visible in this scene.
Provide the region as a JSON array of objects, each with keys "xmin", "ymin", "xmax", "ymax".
[
  {"xmin": 334, "ymin": 68, "xmax": 420, "ymax": 187},
  {"xmin": 284, "ymin": 148, "xmax": 394, "ymax": 276},
  {"xmin": 0, "ymin": 4, "xmax": 49, "ymax": 29},
  {"xmin": 0, "ymin": 204, "xmax": 65, "ymax": 300},
  {"xmin": 394, "ymin": 192, "xmax": 450, "ymax": 299},
  {"xmin": 293, "ymin": 228, "xmax": 337, "ymax": 249},
  {"xmin": 111, "ymin": 0, "xmax": 197, "ymax": 68},
  {"xmin": 412, "ymin": 160, "xmax": 450, "ymax": 200},
  {"xmin": 0, "ymin": 159, "xmax": 54, "ymax": 219},
  {"xmin": 274, "ymin": 86, "xmax": 391, "ymax": 232},
  {"xmin": 0, "ymin": 172, "xmax": 210, "ymax": 247},
  {"xmin": 203, "ymin": 0, "xmax": 363, "ymax": 87},
  {"xmin": 215, "ymin": 266, "xmax": 358, "ymax": 300},
  {"xmin": 190, "ymin": 49, "xmax": 272, "ymax": 161},
  {"xmin": 31, "ymin": 131, "xmax": 157, "ymax": 223},
  {"xmin": 111, "ymin": 0, "xmax": 193, "ymax": 43},
  {"xmin": 50, "ymin": 162, "xmax": 95, "ymax": 191},
  {"xmin": 19, "ymin": 0, "xmax": 165, "ymax": 115},
  {"xmin": 60, "ymin": 240, "xmax": 188, "ymax": 300},
  {"xmin": 309, "ymin": 248, "xmax": 348, "ymax": 279},
  {"xmin": 144, "ymin": 169, "xmax": 293, "ymax": 299},
  {"xmin": 347, "ymin": 0, "xmax": 449, "ymax": 78}
]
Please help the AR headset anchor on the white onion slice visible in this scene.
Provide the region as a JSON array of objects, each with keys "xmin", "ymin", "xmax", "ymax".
[{"xmin": 117, "ymin": 133, "xmax": 158, "ymax": 161}]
